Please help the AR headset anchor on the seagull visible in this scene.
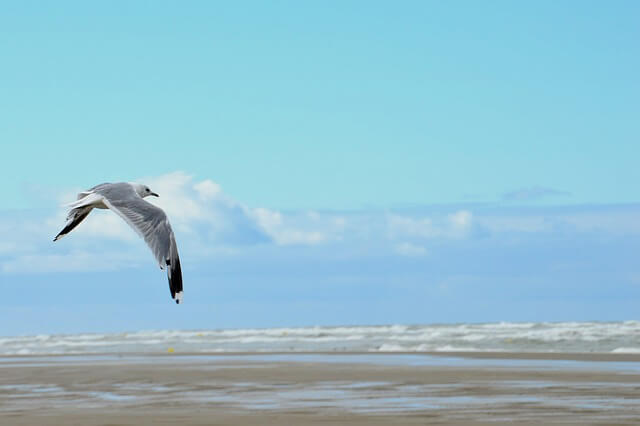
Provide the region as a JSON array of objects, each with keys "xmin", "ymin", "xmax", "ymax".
[{"xmin": 53, "ymin": 182, "xmax": 183, "ymax": 304}]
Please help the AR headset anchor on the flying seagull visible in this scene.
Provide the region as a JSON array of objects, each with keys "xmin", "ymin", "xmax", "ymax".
[{"xmin": 53, "ymin": 182, "xmax": 183, "ymax": 304}]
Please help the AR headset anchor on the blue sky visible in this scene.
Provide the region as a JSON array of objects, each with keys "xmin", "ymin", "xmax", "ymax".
[{"xmin": 1, "ymin": 1, "xmax": 639, "ymax": 335}]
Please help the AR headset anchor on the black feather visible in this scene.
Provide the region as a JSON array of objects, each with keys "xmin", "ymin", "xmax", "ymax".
[
  {"xmin": 53, "ymin": 208, "xmax": 91, "ymax": 241},
  {"xmin": 167, "ymin": 258, "xmax": 183, "ymax": 304}
]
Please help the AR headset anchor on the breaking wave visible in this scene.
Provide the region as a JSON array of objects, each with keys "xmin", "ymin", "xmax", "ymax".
[{"xmin": 1, "ymin": 321, "xmax": 639, "ymax": 355}]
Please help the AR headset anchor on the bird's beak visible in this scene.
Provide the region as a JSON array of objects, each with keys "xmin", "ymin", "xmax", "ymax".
[{"xmin": 151, "ymin": 192, "xmax": 159, "ymax": 197}]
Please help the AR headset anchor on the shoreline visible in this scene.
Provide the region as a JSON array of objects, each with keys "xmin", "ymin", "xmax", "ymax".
[{"xmin": 2, "ymin": 350, "xmax": 640, "ymax": 362}]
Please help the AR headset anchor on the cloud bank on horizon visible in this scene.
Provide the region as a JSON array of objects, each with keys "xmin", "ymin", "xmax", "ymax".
[
  {"xmin": 2, "ymin": 170, "xmax": 640, "ymax": 275},
  {"xmin": 1, "ymin": 171, "xmax": 639, "ymax": 334}
]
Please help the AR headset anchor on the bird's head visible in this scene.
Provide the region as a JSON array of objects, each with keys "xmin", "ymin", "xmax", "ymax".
[{"xmin": 132, "ymin": 183, "xmax": 159, "ymax": 198}]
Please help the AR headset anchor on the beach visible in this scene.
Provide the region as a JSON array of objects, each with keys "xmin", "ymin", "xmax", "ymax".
[{"xmin": 2, "ymin": 352, "xmax": 640, "ymax": 425}]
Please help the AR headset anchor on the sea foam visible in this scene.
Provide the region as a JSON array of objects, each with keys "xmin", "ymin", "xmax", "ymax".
[{"xmin": 1, "ymin": 321, "xmax": 639, "ymax": 355}]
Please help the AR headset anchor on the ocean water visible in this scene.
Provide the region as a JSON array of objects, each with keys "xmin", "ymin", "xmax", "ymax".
[{"xmin": 1, "ymin": 321, "xmax": 639, "ymax": 355}]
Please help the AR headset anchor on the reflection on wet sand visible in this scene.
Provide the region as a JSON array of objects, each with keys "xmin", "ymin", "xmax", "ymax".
[{"xmin": 1, "ymin": 353, "xmax": 640, "ymax": 425}]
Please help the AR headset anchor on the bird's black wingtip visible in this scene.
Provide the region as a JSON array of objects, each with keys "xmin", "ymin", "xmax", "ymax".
[{"xmin": 167, "ymin": 256, "xmax": 183, "ymax": 305}]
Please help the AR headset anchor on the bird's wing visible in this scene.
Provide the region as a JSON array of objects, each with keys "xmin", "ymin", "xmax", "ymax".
[
  {"xmin": 53, "ymin": 206, "xmax": 94, "ymax": 241},
  {"xmin": 76, "ymin": 183, "xmax": 112, "ymax": 200},
  {"xmin": 97, "ymin": 188, "xmax": 183, "ymax": 304}
]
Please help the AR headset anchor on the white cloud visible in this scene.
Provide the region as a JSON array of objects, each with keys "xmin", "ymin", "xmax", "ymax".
[
  {"xmin": 250, "ymin": 207, "xmax": 331, "ymax": 245},
  {"xmin": 1, "ymin": 172, "xmax": 344, "ymax": 273},
  {"xmin": 142, "ymin": 172, "xmax": 334, "ymax": 246},
  {"xmin": 388, "ymin": 210, "xmax": 473, "ymax": 240},
  {"xmin": 5, "ymin": 172, "xmax": 640, "ymax": 276},
  {"xmin": 394, "ymin": 242, "xmax": 428, "ymax": 257},
  {"xmin": 388, "ymin": 215, "xmax": 435, "ymax": 238},
  {"xmin": 252, "ymin": 207, "xmax": 283, "ymax": 230},
  {"xmin": 448, "ymin": 210, "xmax": 472, "ymax": 230},
  {"xmin": 194, "ymin": 179, "xmax": 222, "ymax": 201}
]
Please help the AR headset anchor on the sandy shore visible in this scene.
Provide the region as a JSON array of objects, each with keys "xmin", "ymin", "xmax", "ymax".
[{"xmin": 1, "ymin": 352, "xmax": 640, "ymax": 425}]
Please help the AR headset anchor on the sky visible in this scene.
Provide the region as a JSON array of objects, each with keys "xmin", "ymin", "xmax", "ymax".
[{"xmin": 1, "ymin": 1, "xmax": 639, "ymax": 335}]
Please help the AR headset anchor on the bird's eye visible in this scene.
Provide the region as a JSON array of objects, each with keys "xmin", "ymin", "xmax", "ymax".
[{"xmin": 146, "ymin": 188, "xmax": 150, "ymax": 192}]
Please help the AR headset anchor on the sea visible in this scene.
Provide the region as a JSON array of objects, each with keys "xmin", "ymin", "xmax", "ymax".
[{"xmin": 1, "ymin": 321, "xmax": 639, "ymax": 356}]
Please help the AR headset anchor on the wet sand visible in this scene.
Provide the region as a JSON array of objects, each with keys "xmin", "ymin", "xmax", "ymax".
[{"xmin": 1, "ymin": 352, "xmax": 640, "ymax": 425}]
